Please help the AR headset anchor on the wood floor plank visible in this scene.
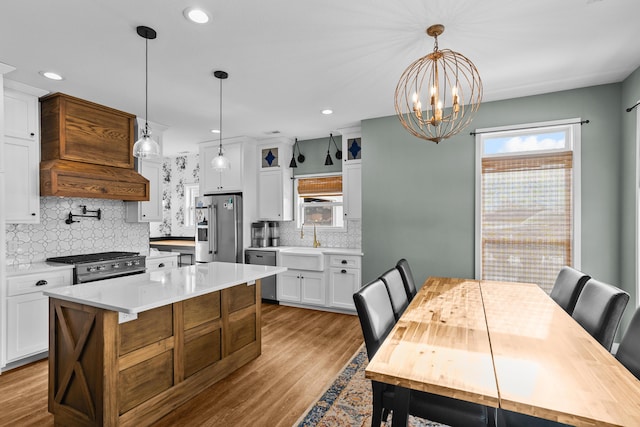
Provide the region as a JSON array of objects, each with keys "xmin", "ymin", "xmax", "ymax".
[{"xmin": 0, "ymin": 304, "xmax": 362, "ymax": 427}]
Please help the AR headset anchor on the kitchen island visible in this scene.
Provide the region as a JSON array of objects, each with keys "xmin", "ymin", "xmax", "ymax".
[{"xmin": 44, "ymin": 262, "xmax": 286, "ymax": 427}]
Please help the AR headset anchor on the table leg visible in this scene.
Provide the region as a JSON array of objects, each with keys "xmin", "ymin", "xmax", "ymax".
[{"xmin": 392, "ymin": 386, "xmax": 410, "ymax": 427}]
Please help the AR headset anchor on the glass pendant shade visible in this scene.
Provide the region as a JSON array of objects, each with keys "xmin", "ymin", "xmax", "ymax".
[
  {"xmin": 133, "ymin": 130, "xmax": 160, "ymax": 158},
  {"xmin": 211, "ymin": 151, "xmax": 231, "ymax": 171}
]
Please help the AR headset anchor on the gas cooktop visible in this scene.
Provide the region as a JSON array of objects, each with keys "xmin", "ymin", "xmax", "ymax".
[{"xmin": 47, "ymin": 251, "xmax": 140, "ymax": 264}]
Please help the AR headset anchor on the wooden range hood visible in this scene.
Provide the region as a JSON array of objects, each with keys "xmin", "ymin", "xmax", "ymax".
[{"xmin": 39, "ymin": 93, "xmax": 150, "ymax": 201}]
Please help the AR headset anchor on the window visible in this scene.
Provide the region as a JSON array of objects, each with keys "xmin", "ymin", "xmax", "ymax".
[
  {"xmin": 295, "ymin": 175, "xmax": 344, "ymax": 229},
  {"xmin": 184, "ymin": 183, "xmax": 200, "ymax": 227},
  {"xmin": 475, "ymin": 119, "xmax": 581, "ymax": 293}
]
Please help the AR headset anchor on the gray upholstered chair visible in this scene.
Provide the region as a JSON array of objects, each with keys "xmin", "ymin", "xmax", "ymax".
[
  {"xmin": 615, "ymin": 307, "xmax": 640, "ymax": 380},
  {"xmin": 396, "ymin": 258, "xmax": 417, "ymax": 301},
  {"xmin": 549, "ymin": 266, "xmax": 590, "ymax": 315},
  {"xmin": 571, "ymin": 278, "xmax": 629, "ymax": 351},
  {"xmin": 353, "ymin": 279, "xmax": 490, "ymax": 427},
  {"xmin": 379, "ymin": 267, "xmax": 409, "ymax": 320}
]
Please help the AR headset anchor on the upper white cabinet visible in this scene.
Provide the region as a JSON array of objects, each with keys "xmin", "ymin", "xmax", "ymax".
[
  {"xmin": 125, "ymin": 158, "xmax": 163, "ymax": 222},
  {"xmin": 257, "ymin": 140, "xmax": 293, "ymax": 221},
  {"xmin": 3, "ymin": 82, "xmax": 47, "ymax": 223},
  {"xmin": 125, "ymin": 119, "xmax": 166, "ymax": 222},
  {"xmin": 340, "ymin": 127, "xmax": 362, "ymax": 220},
  {"xmin": 200, "ymin": 140, "xmax": 243, "ymax": 193}
]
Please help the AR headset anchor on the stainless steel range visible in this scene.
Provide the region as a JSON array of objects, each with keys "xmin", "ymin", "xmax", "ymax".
[{"xmin": 47, "ymin": 251, "xmax": 146, "ymax": 284}]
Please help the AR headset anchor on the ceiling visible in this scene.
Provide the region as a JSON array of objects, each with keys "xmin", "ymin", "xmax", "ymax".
[{"xmin": 1, "ymin": 0, "xmax": 639, "ymax": 155}]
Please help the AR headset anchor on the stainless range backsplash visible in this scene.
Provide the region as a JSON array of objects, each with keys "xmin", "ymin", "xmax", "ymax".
[{"xmin": 5, "ymin": 197, "xmax": 149, "ymax": 265}]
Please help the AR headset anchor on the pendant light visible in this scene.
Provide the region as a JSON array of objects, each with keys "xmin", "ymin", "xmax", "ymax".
[
  {"xmin": 289, "ymin": 138, "xmax": 305, "ymax": 168},
  {"xmin": 394, "ymin": 24, "xmax": 482, "ymax": 143},
  {"xmin": 211, "ymin": 70, "xmax": 231, "ymax": 171},
  {"xmin": 324, "ymin": 133, "xmax": 339, "ymax": 166},
  {"xmin": 133, "ymin": 26, "xmax": 161, "ymax": 159}
]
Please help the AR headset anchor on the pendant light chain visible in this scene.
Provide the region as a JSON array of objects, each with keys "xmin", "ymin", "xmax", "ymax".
[
  {"xmin": 219, "ymin": 74, "xmax": 223, "ymax": 155},
  {"xmin": 144, "ymin": 35, "xmax": 149, "ymax": 136}
]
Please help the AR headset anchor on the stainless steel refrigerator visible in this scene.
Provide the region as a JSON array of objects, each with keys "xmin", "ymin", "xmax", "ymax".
[{"xmin": 195, "ymin": 194, "xmax": 243, "ymax": 263}]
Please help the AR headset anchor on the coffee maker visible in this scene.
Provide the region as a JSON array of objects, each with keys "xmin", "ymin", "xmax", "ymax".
[{"xmin": 251, "ymin": 222, "xmax": 268, "ymax": 247}]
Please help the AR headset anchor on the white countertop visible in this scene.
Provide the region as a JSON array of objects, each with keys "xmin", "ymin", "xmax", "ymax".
[
  {"xmin": 245, "ymin": 246, "xmax": 363, "ymax": 256},
  {"xmin": 6, "ymin": 261, "xmax": 74, "ymax": 277},
  {"xmin": 43, "ymin": 262, "xmax": 286, "ymax": 314}
]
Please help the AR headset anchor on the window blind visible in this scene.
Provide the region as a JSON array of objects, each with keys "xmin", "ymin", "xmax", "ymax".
[
  {"xmin": 481, "ymin": 152, "xmax": 573, "ymax": 293},
  {"xmin": 297, "ymin": 176, "xmax": 342, "ymax": 196}
]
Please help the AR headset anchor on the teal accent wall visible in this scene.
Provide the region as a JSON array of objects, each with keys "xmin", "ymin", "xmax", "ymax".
[
  {"xmin": 620, "ymin": 66, "xmax": 640, "ymax": 330},
  {"xmin": 292, "ymin": 136, "xmax": 342, "ymax": 176},
  {"xmin": 362, "ymin": 83, "xmax": 631, "ymax": 315}
]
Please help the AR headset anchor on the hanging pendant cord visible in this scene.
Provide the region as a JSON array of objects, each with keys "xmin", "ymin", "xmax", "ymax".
[
  {"xmin": 219, "ymin": 76, "xmax": 223, "ymax": 155},
  {"xmin": 144, "ymin": 36, "xmax": 149, "ymax": 135}
]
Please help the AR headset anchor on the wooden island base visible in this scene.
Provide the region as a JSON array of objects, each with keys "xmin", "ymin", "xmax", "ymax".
[{"xmin": 48, "ymin": 281, "xmax": 261, "ymax": 426}]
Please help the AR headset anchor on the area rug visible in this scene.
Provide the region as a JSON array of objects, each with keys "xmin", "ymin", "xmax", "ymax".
[{"xmin": 295, "ymin": 345, "xmax": 447, "ymax": 427}]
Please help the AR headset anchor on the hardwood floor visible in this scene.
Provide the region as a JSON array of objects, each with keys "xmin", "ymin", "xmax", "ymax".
[{"xmin": 0, "ymin": 303, "xmax": 363, "ymax": 427}]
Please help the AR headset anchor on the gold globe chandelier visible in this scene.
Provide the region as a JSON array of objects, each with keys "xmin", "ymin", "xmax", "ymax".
[{"xmin": 395, "ymin": 24, "xmax": 482, "ymax": 143}]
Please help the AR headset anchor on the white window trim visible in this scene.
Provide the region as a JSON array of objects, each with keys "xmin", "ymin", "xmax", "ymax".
[
  {"xmin": 635, "ymin": 102, "xmax": 640, "ymax": 307},
  {"xmin": 474, "ymin": 118, "xmax": 582, "ymax": 280},
  {"xmin": 293, "ymin": 172, "xmax": 346, "ymax": 232},
  {"xmin": 183, "ymin": 183, "xmax": 200, "ymax": 228}
]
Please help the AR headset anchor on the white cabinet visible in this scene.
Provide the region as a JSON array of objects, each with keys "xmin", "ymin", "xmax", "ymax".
[
  {"xmin": 278, "ymin": 270, "xmax": 302, "ymax": 303},
  {"xmin": 328, "ymin": 254, "xmax": 362, "ymax": 311},
  {"xmin": 257, "ymin": 141, "xmax": 293, "ymax": 221},
  {"xmin": 340, "ymin": 127, "xmax": 362, "ymax": 221},
  {"xmin": 278, "ymin": 269, "xmax": 325, "ymax": 306},
  {"xmin": 125, "ymin": 159, "xmax": 163, "ymax": 222},
  {"xmin": 200, "ymin": 141, "xmax": 243, "ymax": 193},
  {"xmin": 5, "ymin": 267, "xmax": 73, "ymax": 363},
  {"xmin": 146, "ymin": 252, "xmax": 179, "ymax": 272},
  {"xmin": 258, "ymin": 169, "xmax": 293, "ymax": 220},
  {"xmin": 3, "ymin": 83, "xmax": 46, "ymax": 223}
]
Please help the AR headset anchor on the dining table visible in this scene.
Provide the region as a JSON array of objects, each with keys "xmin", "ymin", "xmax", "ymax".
[{"xmin": 365, "ymin": 276, "xmax": 640, "ymax": 427}]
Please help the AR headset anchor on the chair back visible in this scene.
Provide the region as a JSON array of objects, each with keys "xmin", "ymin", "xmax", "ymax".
[
  {"xmin": 353, "ymin": 278, "xmax": 397, "ymax": 360},
  {"xmin": 616, "ymin": 307, "xmax": 640, "ymax": 380},
  {"xmin": 396, "ymin": 258, "xmax": 417, "ymax": 301},
  {"xmin": 549, "ymin": 266, "xmax": 590, "ymax": 315},
  {"xmin": 572, "ymin": 278, "xmax": 629, "ymax": 351},
  {"xmin": 380, "ymin": 267, "xmax": 409, "ymax": 320}
]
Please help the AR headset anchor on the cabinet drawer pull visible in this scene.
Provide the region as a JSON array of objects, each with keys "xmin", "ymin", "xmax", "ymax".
[
  {"xmin": 31, "ymin": 213, "xmax": 36, "ymax": 216},
  {"xmin": 341, "ymin": 260, "xmax": 347, "ymax": 264},
  {"xmin": 341, "ymin": 269, "xmax": 347, "ymax": 274},
  {"xmin": 158, "ymin": 263, "xmax": 165, "ymax": 268},
  {"xmin": 35, "ymin": 280, "xmax": 48, "ymax": 286}
]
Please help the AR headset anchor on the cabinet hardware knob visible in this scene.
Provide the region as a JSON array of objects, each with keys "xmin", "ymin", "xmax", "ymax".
[
  {"xmin": 35, "ymin": 280, "xmax": 48, "ymax": 286},
  {"xmin": 158, "ymin": 263, "xmax": 165, "ymax": 268},
  {"xmin": 31, "ymin": 213, "xmax": 36, "ymax": 216},
  {"xmin": 341, "ymin": 269, "xmax": 347, "ymax": 274},
  {"xmin": 341, "ymin": 260, "xmax": 347, "ymax": 264},
  {"xmin": 30, "ymin": 132, "xmax": 35, "ymax": 136}
]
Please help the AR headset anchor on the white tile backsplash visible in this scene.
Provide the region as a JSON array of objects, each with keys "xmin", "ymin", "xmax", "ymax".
[
  {"xmin": 5, "ymin": 197, "xmax": 149, "ymax": 264},
  {"xmin": 278, "ymin": 219, "xmax": 361, "ymax": 248}
]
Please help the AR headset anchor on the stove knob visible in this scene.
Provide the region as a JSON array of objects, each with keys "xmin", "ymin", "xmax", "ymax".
[
  {"xmin": 126, "ymin": 261, "xmax": 133, "ymax": 267},
  {"xmin": 112, "ymin": 263, "xmax": 120, "ymax": 269},
  {"xmin": 134, "ymin": 260, "xmax": 141, "ymax": 265},
  {"xmin": 98, "ymin": 265, "xmax": 106, "ymax": 271},
  {"xmin": 88, "ymin": 267, "xmax": 97, "ymax": 273}
]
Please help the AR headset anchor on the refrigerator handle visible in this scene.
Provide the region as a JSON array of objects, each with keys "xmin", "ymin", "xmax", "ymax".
[{"xmin": 212, "ymin": 204, "xmax": 218, "ymax": 254}]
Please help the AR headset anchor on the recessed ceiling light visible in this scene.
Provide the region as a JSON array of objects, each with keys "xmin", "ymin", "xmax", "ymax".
[
  {"xmin": 211, "ymin": 129, "xmax": 220, "ymax": 134},
  {"xmin": 184, "ymin": 7, "xmax": 210, "ymax": 24},
  {"xmin": 40, "ymin": 71, "xmax": 63, "ymax": 81},
  {"xmin": 321, "ymin": 109, "xmax": 333, "ymax": 115}
]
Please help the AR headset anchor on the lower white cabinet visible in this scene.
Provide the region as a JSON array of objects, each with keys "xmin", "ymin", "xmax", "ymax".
[
  {"xmin": 277, "ymin": 252, "xmax": 361, "ymax": 312},
  {"xmin": 146, "ymin": 252, "xmax": 179, "ymax": 272},
  {"xmin": 5, "ymin": 267, "xmax": 73, "ymax": 363}
]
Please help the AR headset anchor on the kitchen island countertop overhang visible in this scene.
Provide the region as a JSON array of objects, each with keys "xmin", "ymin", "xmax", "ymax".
[{"xmin": 43, "ymin": 262, "xmax": 287, "ymax": 314}]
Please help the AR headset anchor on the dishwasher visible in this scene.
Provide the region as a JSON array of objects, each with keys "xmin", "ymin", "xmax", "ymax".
[{"xmin": 245, "ymin": 250, "xmax": 278, "ymax": 303}]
